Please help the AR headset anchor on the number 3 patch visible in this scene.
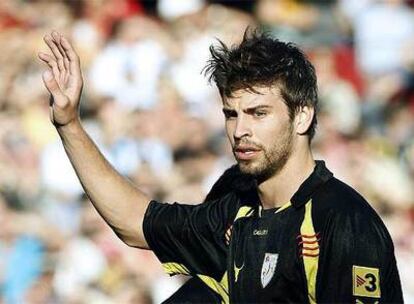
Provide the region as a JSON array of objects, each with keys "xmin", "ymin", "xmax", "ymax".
[{"xmin": 353, "ymin": 265, "xmax": 380, "ymax": 298}]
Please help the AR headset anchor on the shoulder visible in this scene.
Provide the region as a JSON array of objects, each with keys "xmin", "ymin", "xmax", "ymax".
[
  {"xmin": 313, "ymin": 177, "xmax": 377, "ymax": 217},
  {"xmin": 312, "ymin": 177, "xmax": 393, "ymax": 244},
  {"xmin": 198, "ymin": 191, "xmax": 240, "ymax": 216}
]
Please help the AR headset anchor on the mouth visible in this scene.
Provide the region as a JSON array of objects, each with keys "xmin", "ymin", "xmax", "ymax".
[{"xmin": 233, "ymin": 146, "xmax": 261, "ymax": 161}]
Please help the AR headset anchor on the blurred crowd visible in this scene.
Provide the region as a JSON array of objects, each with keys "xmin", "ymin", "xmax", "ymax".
[{"xmin": 0, "ymin": 0, "xmax": 413, "ymax": 303}]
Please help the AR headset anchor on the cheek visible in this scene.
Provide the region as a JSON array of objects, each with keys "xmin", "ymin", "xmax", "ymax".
[
  {"xmin": 255, "ymin": 120, "xmax": 290, "ymax": 148},
  {"xmin": 255, "ymin": 122, "xmax": 280, "ymax": 142}
]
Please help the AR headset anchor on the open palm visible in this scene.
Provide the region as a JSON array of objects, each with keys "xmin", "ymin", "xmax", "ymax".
[{"xmin": 38, "ymin": 31, "xmax": 83, "ymax": 127}]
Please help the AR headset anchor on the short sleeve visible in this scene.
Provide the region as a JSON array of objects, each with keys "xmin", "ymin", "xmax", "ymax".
[
  {"xmin": 143, "ymin": 193, "xmax": 239, "ymax": 280},
  {"xmin": 316, "ymin": 205, "xmax": 403, "ymax": 303}
]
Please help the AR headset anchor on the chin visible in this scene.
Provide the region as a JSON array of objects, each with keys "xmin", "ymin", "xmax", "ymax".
[
  {"xmin": 238, "ymin": 158, "xmax": 285, "ymax": 182},
  {"xmin": 238, "ymin": 161, "xmax": 266, "ymax": 177}
]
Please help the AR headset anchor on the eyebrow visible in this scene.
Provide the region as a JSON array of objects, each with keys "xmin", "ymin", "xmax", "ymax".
[
  {"xmin": 245, "ymin": 105, "xmax": 272, "ymax": 111},
  {"xmin": 222, "ymin": 108, "xmax": 237, "ymax": 115},
  {"xmin": 222, "ymin": 105, "xmax": 272, "ymax": 112}
]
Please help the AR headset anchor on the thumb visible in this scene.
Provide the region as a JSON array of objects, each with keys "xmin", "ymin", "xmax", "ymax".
[{"xmin": 42, "ymin": 70, "xmax": 64, "ymax": 101}]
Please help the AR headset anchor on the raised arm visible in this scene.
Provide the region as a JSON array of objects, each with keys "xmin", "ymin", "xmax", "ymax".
[{"xmin": 38, "ymin": 31, "xmax": 150, "ymax": 249}]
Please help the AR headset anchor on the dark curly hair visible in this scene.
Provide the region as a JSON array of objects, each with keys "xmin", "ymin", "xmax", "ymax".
[{"xmin": 203, "ymin": 29, "xmax": 318, "ymax": 140}]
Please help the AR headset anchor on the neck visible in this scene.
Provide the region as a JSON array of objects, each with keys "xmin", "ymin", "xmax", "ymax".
[{"xmin": 257, "ymin": 144, "xmax": 315, "ymax": 209}]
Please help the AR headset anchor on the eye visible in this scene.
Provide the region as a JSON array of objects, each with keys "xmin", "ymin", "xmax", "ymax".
[{"xmin": 254, "ymin": 110, "xmax": 267, "ymax": 118}]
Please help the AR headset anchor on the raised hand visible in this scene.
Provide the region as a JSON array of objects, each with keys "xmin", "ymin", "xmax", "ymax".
[{"xmin": 38, "ymin": 31, "xmax": 83, "ymax": 127}]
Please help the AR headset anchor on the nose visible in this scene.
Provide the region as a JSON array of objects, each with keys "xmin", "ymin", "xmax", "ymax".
[{"xmin": 233, "ymin": 115, "xmax": 252, "ymax": 140}]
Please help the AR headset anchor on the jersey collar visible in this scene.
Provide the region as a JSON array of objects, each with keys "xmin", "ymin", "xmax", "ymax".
[
  {"xmin": 290, "ymin": 160, "xmax": 333, "ymax": 209},
  {"xmin": 238, "ymin": 160, "xmax": 334, "ymax": 211}
]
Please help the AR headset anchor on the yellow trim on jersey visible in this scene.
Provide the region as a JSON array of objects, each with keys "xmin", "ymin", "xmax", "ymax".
[
  {"xmin": 221, "ymin": 271, "xmax": 229, "ymax": 291},
  {"xmin": 162, "ymin": 264, "xmax": 229, "ymax": 303},
  {"xmin": 234, "ymin": 262, "xmax": 244, "ymax": 283},
  {"xmin": 234, "ymin": 206, "xmax": 254, "ymax": 222},
  {"xmin": 162, "ymin": 262, "xmax": 190, "ymax": 275},
  {"xmin": 197, "ymin": 272, "xmax": 229, "ymax": 304},
  {"xmin": 300, "ymin": 200, "xmax": 319, "ymax": 304},
  {"xmin": 275, "ymin": 201, "xmax": 292, "ymax": 214}
]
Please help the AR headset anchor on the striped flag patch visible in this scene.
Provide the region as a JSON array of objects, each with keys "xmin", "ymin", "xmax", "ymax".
[{"xmin": 297, "ymin": 232, "xmax": 320, "ymax": 257}]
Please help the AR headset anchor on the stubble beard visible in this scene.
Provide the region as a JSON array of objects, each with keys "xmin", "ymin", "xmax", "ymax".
[{"xmin": 237, "ymin": 125, "xmax": 294, "ymax": 183}]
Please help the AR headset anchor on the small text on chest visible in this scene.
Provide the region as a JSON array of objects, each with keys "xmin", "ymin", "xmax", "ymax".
[{"xmin": 253, "ymin": 229, "xmax": 268, "ymax": 236}]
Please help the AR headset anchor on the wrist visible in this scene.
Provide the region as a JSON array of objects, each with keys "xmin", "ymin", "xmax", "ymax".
[{"xmin": 56, "ymin": 118, "xmax": 82, "ymax": 135}]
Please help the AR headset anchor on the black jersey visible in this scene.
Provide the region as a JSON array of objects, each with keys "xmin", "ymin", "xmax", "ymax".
[
  {"xmin": 163, "ymin": 276, "xmax": 221, "ymax": 303},
  {"xmin": 143, "ymin": 161, "xmax": 403, "ymax": 303}
]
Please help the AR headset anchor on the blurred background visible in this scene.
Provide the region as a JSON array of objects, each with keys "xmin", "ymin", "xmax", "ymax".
[{"xmin": 0, "ymin": 0, "xmax": 413, "ymax": 303}]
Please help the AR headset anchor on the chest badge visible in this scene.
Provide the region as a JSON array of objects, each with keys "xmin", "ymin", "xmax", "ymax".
[{"xmin": 261, "ymin": 253, "xmax": 278, "ymax": 288}]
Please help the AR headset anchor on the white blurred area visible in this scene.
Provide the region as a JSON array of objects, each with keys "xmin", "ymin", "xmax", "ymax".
[{"xmin": 0, "ymin": 0, "xmax": 413, "ymax": 303}]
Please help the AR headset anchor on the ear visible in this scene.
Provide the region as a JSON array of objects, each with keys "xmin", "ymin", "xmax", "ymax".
[{"xmin": 295, "ymin": 106, "xmax": 314, "ymax": 135}]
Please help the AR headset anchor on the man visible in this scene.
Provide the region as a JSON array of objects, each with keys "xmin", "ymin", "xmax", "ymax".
[{"xmin": 39, "ymin": 29, "xmax": 403, "ymax": 303}]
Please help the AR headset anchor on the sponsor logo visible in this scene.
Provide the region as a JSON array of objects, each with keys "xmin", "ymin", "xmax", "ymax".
[
  {"xmin": 352, "ymin": 265, "xmax": 380, "ymax": 298},
  {"xmin": 261, "ymin": 253, "xmax": 278, "ymax": 288},
  {"xmin": 253, "ymin": 229, "xmax": 268, "ymax": 236}
]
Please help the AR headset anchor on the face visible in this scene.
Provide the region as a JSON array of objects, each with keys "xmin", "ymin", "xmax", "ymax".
[{"xmin": 223, "ymin": 87, "xmax": 295, "ymax": 181}]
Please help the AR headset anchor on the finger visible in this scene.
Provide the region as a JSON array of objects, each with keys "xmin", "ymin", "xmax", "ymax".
[
  {"xmin": 53, "ymin": 32, "xmax": 70, "ymax": 85},
  {"xmin": 52, "ymin": 31, "xmax": 69, "ymax": 77},
  {"xmin": 53, "ymin": 43, "xmax": 66, "ymax": 76},
  {"xmin": 38, "ymin": 52, "xmax": 60, "ymax": 82},
  {"xmin": 44, "ymin": 34, "xmax": 64, "ymax": 72},
  {"xmin": 57, "ymin": 33, "xmax": 70, "ymax": 72},
  {"xmin": 60, "ymin": 36, "xmax": 81, "ymax": 77},
  {"xmin": 43, "ymin": 34, "xmax": 63, "ymax": 73},
  {"xmin": 38, "ymin": 52, "xmax": 58, "ymax": 64},
  {"xmin": 63, "ymin": 56, "xmax": 70, "ymax": 83}
]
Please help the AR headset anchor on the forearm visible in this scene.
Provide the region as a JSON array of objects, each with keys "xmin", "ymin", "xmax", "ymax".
[{"xmin": 57, "ymin": 120, "xmax": 150, "ymax": 248}]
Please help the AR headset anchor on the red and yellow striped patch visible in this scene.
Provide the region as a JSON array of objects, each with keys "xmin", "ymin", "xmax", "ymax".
[{"xmin": 297, "ymin": 232, "xmax": 320, "ymax": 257}]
